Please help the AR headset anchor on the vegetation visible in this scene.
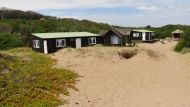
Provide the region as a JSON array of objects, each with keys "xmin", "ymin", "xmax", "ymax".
[
  {"xmin": 0, "ymin": 19, "xmax": 111, "ymax": 45},
  {"xmin": 175, "ymin": 31, "xmax": 190, "ymax": 52},
  {"xmin": 0, "ymin": 33, "xmax": 23, "ymax": 50},
  {"xmin": 0, "ymin": 48, "xmax": 78, "ymax": 107},
  {"xmin": 0, "ymin": 7, "xmax": 51, "ymax": 20},
  {"xmin": 0, "ymin": 8, "xmax": 112, "ymax": 47}
]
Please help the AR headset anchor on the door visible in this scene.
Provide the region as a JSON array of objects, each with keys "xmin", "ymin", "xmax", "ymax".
[
  {"xmin": 146, "ymin": 33, "xmax": 151, "ymax": 41},
  {"xmin": 75, "ymin": 38, "xmax": 81, "ymax": 48},
  {"xmin": 142, "ymin": 33, "xmax": 146, "ymax": 41},
  {"xmin": 111, "ymin": 35, "xmax": 120, "ymax": 44}
]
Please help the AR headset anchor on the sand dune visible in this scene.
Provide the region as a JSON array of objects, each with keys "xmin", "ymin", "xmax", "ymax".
[{"xmin": 51, "ymin": 41, "xmax": 190, "ymax": 107}]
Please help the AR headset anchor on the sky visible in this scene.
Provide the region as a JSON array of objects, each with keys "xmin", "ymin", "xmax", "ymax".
[{"xmin": 0, "ymin": 0, "xmax": 190, "ymax": 27}]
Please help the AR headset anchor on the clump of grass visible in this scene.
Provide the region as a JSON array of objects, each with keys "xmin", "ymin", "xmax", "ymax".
[
  {"xmin": 118, "ymin": 49, "xmax": 138, "ymax": 59},
  {"xmin": 0, "ymin": 48, "xmax": 78, "ymax": 107}
]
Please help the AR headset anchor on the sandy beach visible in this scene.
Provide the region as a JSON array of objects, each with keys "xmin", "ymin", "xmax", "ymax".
[{"xmin": 51, "ymin": 41, "xmax": 190, "ymax": 107}]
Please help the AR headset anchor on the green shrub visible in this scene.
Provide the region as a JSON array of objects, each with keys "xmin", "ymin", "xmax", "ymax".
[
  {"xmin": 175, "ymin": 31, "xmax": 190, "ymax": 52},
  {"xmin": 0, "ymin": 48, "xmax": 78, "ymax": 107},
  {"xmin": 0, "ymin": 33, "xmax": 23, "ymax": 50}
]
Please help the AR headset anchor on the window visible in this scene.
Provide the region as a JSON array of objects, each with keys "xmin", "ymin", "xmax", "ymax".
[
  {"xmin": 133, "ymin": 33, "xmax": 140, "ymax": 37},
  {"xmin": 56, "ymin": 39, "xmax": 66, "ymax": 47},
  {"xmin": 88, "ymin": 37, "xmax": 96, "ymax": 45},
  {"xmin": 33, "ymin": 40, "xmax": 40, "ymax": 48}
]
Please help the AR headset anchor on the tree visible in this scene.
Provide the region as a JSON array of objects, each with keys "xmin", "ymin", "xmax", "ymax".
[{"xmin": 145, "ymin": 25, "xmax": 151, "ymax": 28}]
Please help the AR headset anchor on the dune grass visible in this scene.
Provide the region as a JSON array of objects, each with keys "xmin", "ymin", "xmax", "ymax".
[{"xmin": 0, "ymin": 48, "xmax": 78, "ymax": 107}]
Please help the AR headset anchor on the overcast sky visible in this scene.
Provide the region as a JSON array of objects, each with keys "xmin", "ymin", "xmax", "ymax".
[{"xmin": 0, "ymin": 0, "xmax": 190, "ymax": 27}]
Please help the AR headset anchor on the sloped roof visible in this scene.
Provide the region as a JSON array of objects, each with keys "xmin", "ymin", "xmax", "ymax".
[
  {"xmin": 32, "ymin": 32, "xmax": 100, "ymax": 39},
  {"xmin": 133, "ymin": 29, "xmax": 154, "ymax": 33},
  {"xmin": 172, "ymin": 29, "xmax": 184, "ymax": 34},
  {"xmin": 114, "ymin": 28, "xmax": 131, "ymax": 35},
  {"xmin": 99, "ymin": 30, "xmax": 108, "ymax": 35},
  {"xmin": 102, "ymin": 28, "xmax": 131, "ymax": 37}
]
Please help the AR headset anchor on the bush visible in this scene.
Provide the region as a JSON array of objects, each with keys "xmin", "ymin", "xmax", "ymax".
[
  {"xmin": 0, "ymin": 33, "xmax": 23, "ymax": 50},
  {"xmin": 175, "ymin": 31, "xmax": 190, "ymax": 52}
]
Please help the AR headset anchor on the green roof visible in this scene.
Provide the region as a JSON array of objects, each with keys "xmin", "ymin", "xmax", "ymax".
[
  {"xmin": 32, "ymin": 32, "xmax": 100, "ymax": 39},
  {"xmin": 133, "ymin": 29, "xmax": 154, "ymax": 33}
]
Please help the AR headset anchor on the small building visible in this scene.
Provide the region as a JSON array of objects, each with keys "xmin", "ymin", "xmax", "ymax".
[
  {"xmin": 130, "ymin": 30, "xmax": 155, "ymax": 42},
  {"xmin": 171, "ymin": 29, "xmax": 184, "ymax": 40},
  {"xmin": 102, "ymin": 28, "xmax": 155, "ymax": 46},
  {"xmin": 102, "ymin": 28, "xmax": 131, "ymax": 46},
  {"xmin": 31, "ymin": 32, "xmax": 102, "ymax": 54}
]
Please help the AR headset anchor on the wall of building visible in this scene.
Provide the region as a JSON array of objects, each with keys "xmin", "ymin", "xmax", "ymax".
[
  {"xmin": 130, "ymin": 31, "xmax": 143, "ymax": 41},
  {"xmin": 32, "ymin": 35, "xmax": 103, "ymax": 53},
  {"xmin": 130, "ymin": 31, "xmax": 154, "ymax": 42},
  {"xmin": 103, "ymin": 30, "xmax": 122, "ymax": 46}
]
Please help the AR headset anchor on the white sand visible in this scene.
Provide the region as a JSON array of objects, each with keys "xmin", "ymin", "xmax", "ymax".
[{"xmin": 51, "ymin": 41, "xmax": 190, "ymax": 107}]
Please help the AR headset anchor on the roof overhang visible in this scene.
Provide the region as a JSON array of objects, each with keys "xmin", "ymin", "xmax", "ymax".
[
  {"xmin": 171, "ymin": 29, "xmax": 184, "ymax": 34},
  {"xmin": 102, "ymin": 29, "xmax": 130, "ymax": 37},
  {"xmin": 32, "ymin": 32, "xmax": 100, "ymax": 39},
  {"xmin": 133, "ymin": 29, "xmax": 155, "ymax": 33}
]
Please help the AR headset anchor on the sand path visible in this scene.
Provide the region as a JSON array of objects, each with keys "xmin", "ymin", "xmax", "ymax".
[{"xmin": 52, "ymin": 41, "xmax": 190, "ymax": 107}]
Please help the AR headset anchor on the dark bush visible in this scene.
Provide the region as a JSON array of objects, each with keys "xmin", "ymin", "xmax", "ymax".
[{"xmin": 0, "ymin": 33, "xmax": 23, "ymax": 50}]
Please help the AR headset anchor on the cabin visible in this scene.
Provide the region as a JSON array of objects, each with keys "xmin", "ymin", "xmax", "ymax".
[
  {"xmin": 102, "ymin": 29, "xmax": 155, "ymax": 46},
  {"xmin": 31, "ymin": 32, "xmax": 102, "ymax": 54},
  {"xmin": 171, "ymin": 29, "xmax": 184, "ymax": 41},
  {"xmin": 130, "ymin": 30, "xmax": 155, "ymax": 43},
  {"xmin": 102, "ymin": 28, "xmax": 131, "ymax": 46}
]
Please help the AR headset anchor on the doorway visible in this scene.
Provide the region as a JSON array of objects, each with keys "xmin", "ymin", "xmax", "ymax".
[{"xmin": 75, "ymin": 38, "xmax": 81, "ymax": 48}]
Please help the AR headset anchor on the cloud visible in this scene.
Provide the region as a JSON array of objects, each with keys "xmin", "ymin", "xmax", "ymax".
[
  {"xmin": 0, "ymin": 0, "xmax": 190, "ymax": 26},
  {"xmin": 0, "ymin": 0, "xmax": 135, "ymax": 10},
  {"xmin": 137, "ymin": 6, "xmax": 161, "ymax": 12}
]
